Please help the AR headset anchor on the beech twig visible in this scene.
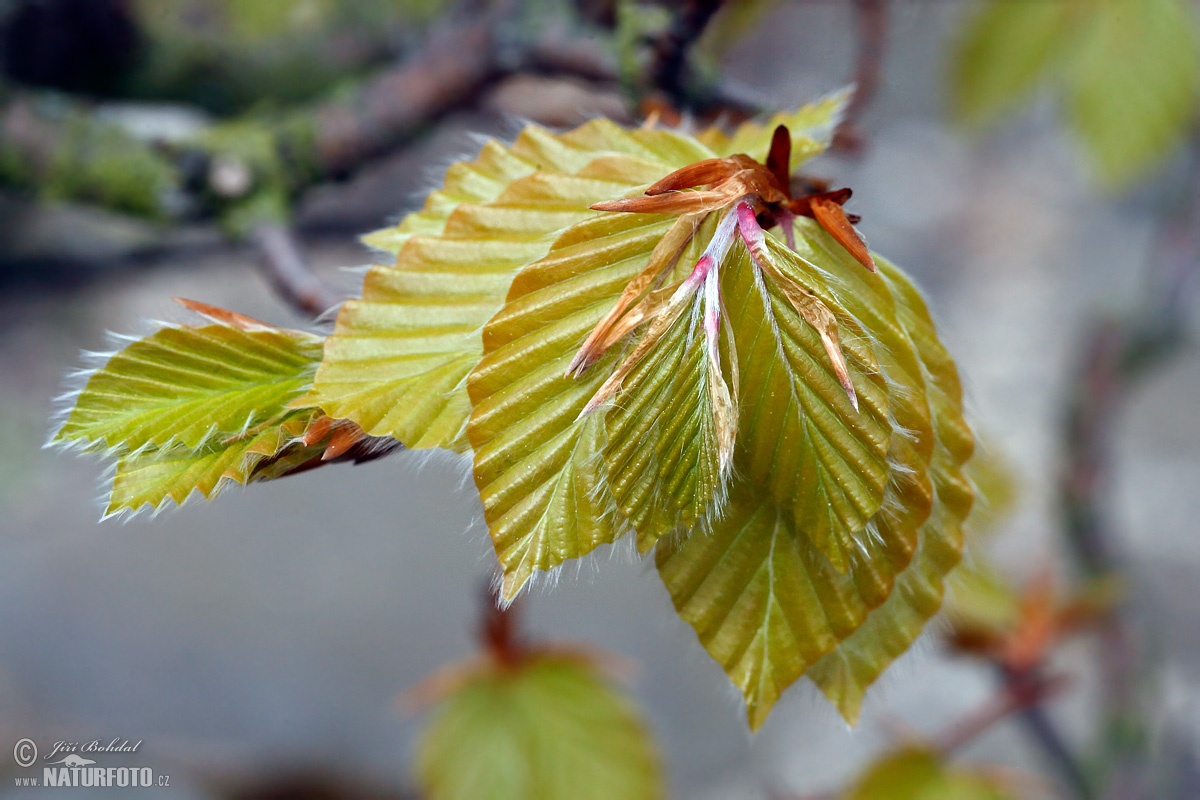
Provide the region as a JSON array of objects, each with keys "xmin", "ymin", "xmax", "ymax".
[
  {"xmin": 250, "ymin": 223, "xmax": 343, "ymax": 319},
  {"xmin": 832, "ymin": 0, "xmax": 888, "ymax": 154},
  {"xmin": 647, "ymin": 0, "xmax": 727, "ymax": 108},
  {"xmin": 1057, "ymin": 147, "xmax": 1200, "ymax": 797}
]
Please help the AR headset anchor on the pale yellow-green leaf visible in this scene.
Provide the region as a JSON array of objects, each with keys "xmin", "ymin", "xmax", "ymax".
[
  {"xmin": 726, "ymin": 238, "xmax": 896, "ymax": 572},
  {"xmin": 654, "ymin": 231, "xmax": 972, "ymax": 728},
  {"xmin": 361, "ymin": 139, "xmax": 543, "ymax": 255},
  {"xmin": 55, "ymin": 323, "xmax": 321, "ymax": 455},
  {"xmin": 105, "ymin": 411, "xmax": 317, "ymax": 517},
  {"xmin": 53, "ymin": 315, "xmax": 339, "ymax": 517},
  {"xmin": 842, "ymin": 747, "xmax": 1013, "ymax": 800},
  {"xmin": 309, "ymin": 121, "xmax": 714, "ymax": 452},
  {"xmin": 603, "ymin": 289, "xmax": 728, "ymax": 548},
  {"xmin": 416, "ymin": 656, "xmax": 663, "ymax": 800},
  {"xmin": 808, "ymin": 257, "xmax": 975, "ymax": 724},
  {"xmin": 469, "ymin": 212, "xmax": 678, "ymax": 598},
  {"xmin": 593, "ymin": 213, "xmax": 741, "ymax": 551},
  {"xmin": 655, "ymin": 479, "xmax": 901, "ymax": 731}
]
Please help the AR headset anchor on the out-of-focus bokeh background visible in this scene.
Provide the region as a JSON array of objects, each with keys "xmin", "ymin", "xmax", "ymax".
[{"xmin": 1, "ymin": 1, "xmax": 1198, "ymax": 797}]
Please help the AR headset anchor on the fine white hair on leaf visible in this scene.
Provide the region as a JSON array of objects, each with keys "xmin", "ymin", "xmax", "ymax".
[
  {"xmin": 860, "ymin": 517, "xmax": 887, "ymax": 550},
  {"xmin": 312, "ymin": 301, "xmax": 343, "ymax": 328},
  {"xmin": 886, "ymin": 418, "xmax": 922, "ymax": 445},
  {"xmin": 799, "ymin": 83, "xmax": 856, "ymax": 148},
  {"xmin": 46, "ymin": 327, "xmax": 165, "ymax": 450},
  {"xmin": 878, "ymin": 366, "xmax": 918, "ymax": 403},
  {"xmin": 390, "ymin": 445, "xmax": 474, "ymax": 489},
  {"xmin": 339, "ymin": 263, "xmax": 377, "ymax": 277},
  {"xmin": 491, "ymin": 114, "xmax": 538, "ymax": 144}
]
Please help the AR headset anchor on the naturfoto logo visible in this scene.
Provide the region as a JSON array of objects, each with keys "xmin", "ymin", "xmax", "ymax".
[{"xmin": 11, "ymin": 738, "xmax": 168, "ymax": 790}]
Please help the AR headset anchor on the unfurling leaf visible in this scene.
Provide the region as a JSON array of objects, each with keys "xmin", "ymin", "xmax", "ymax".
[
  {"xmin": 307, "ymin": 119, "xmax": 713, "ymax": 452},
  {"xmin": 53, "ymin": 304, "xmax": 392, "ymax": 516},
  {"xmin": 55, "ymin": 92, "xmax": 977, "ymax": 729},
  {"xmin": 415, "ymin": 655, "xmax": 663, "ymax": 800}
]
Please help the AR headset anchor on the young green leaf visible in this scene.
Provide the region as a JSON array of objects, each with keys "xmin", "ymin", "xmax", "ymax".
[
  {"xmin": 602, "ymin": 286, "xmax": 733, "ymax": 542},
  {"xmin": 807, "ymin": 258, "xmax": 976, "ymax": 724},
  {"xmin": 462, "ymin": 105, "xmax": 973, "ymax": 727},
  {"xmin": 655, "ymin": 480, "xmax": 895, "ymax": 730},
  {"xmin": 469, "ymin": 211, "xmax": 681, "ymax": 597},
  {"xmin": 306, "ymin": 121, "xmax": 713, "ymax": 452},
  {"xmin": 52, "ymin": 306, "xmax": 397, "ymax": 516},
  {"xmin": 52, "ymin": 94, "xmax": 980, "ymax": 731},
  {"xmin": 416, "ymin": 656, "xmax": 663, "ymax": 800},
  {"xmin": 654, "ymin": 243, "xmax": 955, "ymax": 729},
  {"xmin": 55, "ymin": 319, "xmax": 322, "ymax": 455},
  {"xmin": 104, "ymin": 410, "xmax": 313, "ymax": 517},
  {"xmin": 725, "ymin": 239, "xmax": 896, "ymax": 572},
  {"xmin": 698, "ymin": 86, "xmax": 851, "ymax": 170},
  {"xmin": 952, "ymin": 1, "xmax": 1075, "ymax": 127}
]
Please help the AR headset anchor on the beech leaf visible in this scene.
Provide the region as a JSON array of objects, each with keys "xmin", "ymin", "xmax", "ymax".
[
  {"xmin": 52, "ymin": 311, "xmax": 354, "ymax": 516},
  {"xmin": 415, "ymin": 656, "xmax": 663, "ymax": 800},
  {"xmin": 842, "ymin": 747, "xmax": 1013, "ymax": 800},
  {"xmin": 807, "ymin": 257, "xmax": 976, "ymax": 723},
  {"xmin": 308, "ymin": 121, "xmax": 714, "ymax": 452},
  {"xmin": 55, "ymin": 321, "xmax": 321, "ymax": 455},
  {"xmin": 953, "ymin": 0, "xmax": 1200, "ymax": 187}
]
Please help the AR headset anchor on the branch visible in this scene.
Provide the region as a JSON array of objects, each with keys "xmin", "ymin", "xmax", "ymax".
[
  {"xmin": 647, "ymin": 0, "xmax": 727, "ymax": 108},
  {"xmin": 250, "ymin": 223, "xmax": 343, "ymax": 318},
  {"xmin": 789, "ymin": 672, "xmax": 1072, "ymax": 800},
  {"xmin": 832, "ymin": 0, "xmax": 888, "ymax": 155},
  {"xmin": 0, "ymin": 12, "xmax": 626, "ymax": 228},
  {"xmin": 1056, "ymin": 146, "xmax": 1200, "ymax": 796}
]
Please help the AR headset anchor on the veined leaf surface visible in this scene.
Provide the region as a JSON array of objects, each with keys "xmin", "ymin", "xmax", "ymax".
[
  {"xmin": 603, "ymin": 288, "xmax": 729, "ymax": 546},
  {"xmin": 53, "ymin": 313, "xmax": 357, "ymax": 517},
  {"xmin": 105, "ymin": 410, "xmax": 315, "ymax": 517},
  {"xmin": 56, "ymin": 322, "xmax": 321, "ymax": 455},
  {"xmin": 469, "ymin": 212, "xmax": 680, "ymax": 597},
  {"xmin": 308, "ymin": 121, "xmax": 716, "ymax": 452},
  {"xmin": 807, "ymin": 257, "xmax": 975, "ymax": 723},
  {"xmin": 656, "ymin": 480, "xmax": 886, "ymax": 730},
  {"xmin": 725, "ymin": 241, "xmax": 895, "ymax": 572}
]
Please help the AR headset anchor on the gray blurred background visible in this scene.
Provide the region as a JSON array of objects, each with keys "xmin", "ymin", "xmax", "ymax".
[{"xmin": 1, "ymin": 1, "xmax": 1198, "ymax": 798}]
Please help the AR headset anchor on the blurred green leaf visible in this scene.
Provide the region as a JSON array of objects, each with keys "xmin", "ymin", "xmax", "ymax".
[
  {"xmin": 952, "ymin": 0, "xmax": 1200, "ymax": 188},
  {"xmin": 952, "ymin": 1, "xmax": 1075, "ymax": 127},
  {"xmin": 1067, "ymin": 0, "xmax": 1200, "ymax": 187},
  {"xmin": 842, "ymin": 747, "xmax": 1013, "ymax": 800},
  {"xmin": 416, "ymin": 656, "xmax": 663, "ymax": 800}
]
